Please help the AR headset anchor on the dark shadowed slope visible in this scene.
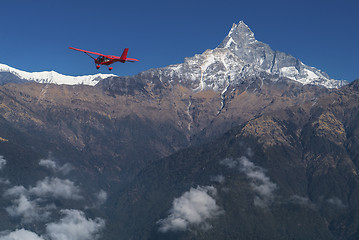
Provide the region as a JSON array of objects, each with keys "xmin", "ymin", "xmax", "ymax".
[{"xmin": 105, "ymin": 79, "xmax": 359, "ymax": 240}]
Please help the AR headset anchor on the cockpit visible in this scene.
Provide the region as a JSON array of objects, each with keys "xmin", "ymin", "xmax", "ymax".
[{"xmin": 96, "ymin": 56, "xmax": 110, "ymax": 63}]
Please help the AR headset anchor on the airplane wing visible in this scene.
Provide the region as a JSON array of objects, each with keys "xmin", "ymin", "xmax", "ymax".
[{"xmin": 69, "ymin": 47, "xmax": 108, "ymax": 57}]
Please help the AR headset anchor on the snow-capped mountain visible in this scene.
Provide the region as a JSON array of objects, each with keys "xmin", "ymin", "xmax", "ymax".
[
  {"xmin": 145, "ymin": 21, "xmax": 347, "ymax": 91},
  {"xmin": 0, "ymin": 63, "xmax": 115, "ymax": 86}
]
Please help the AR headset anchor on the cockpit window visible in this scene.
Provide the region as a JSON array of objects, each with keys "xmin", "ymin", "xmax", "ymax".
[{"xmin": 97, "ymin": 56, "xmax": 110, "ymax": 63}]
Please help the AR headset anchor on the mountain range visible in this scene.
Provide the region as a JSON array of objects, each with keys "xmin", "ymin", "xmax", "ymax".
[
  {"xmin": 0, "ymin": 21, "xmax": 356, "ymax": 240},
  {"xmin": 0, "ymin": 63, "xmax": 114, "ymax": 85}
]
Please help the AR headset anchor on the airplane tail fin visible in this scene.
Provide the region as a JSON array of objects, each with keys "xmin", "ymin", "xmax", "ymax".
[{"xmin": 120, "ymin": 48, "xmax": 129, "ymax": 60}]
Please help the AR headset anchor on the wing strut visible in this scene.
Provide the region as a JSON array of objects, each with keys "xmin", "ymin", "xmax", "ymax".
[{"xmin": 84, "ymin": 52, "xmax": 96, "ymax": 60}]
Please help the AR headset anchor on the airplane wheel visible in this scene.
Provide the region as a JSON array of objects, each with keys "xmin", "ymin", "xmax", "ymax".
[
  {"xmin": 96, "ymin": 65, "xmax": 100, "ymax": 69},
  {"xmin": 109, "ymin": 67, "xmax": 113, "ymax": 71}
]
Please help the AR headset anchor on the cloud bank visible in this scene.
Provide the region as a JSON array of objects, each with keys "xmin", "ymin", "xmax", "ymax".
[
  {"xmin": 39, "ymin": 159, "xmax": 73, "ymax": 175},
  {"xmin": 0, "ymin": 229, "xmax": 44, "ymax": 240},
  {"xmin": 5, "ymin": 193, "xmax": 54, "ymax": 223},
  {"xmin": 29, "ymin": 177, "xmax": 82, "ymax": 200},
  {"xmin": 158, "ymin": 186, "xmax": 223, "ymax": 233},
  {"xmin": 45, "ymin": 209, "xmax": 105, "ymax": 240},
  {"xmin": 238, "ymin": 157, "xmax": 277, "ymax": 207},
  {"xmin": 0, "ymin": 209, "xmax": 105, "ymax": 240},
  {"xmin": 220, "ymin": 156, "xmax": 278, "ymax": 207},
  {"xmin": 4, "ymin": 177, "xmax": 82, "ymax": 223},
  {"xmin": 2, "ymin": 155, "xmax": 105, "ymax": 240}
]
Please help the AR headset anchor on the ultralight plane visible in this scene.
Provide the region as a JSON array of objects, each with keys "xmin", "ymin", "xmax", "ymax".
[{"xmin": 69, "ymin": 47, "xmax": 139, "ymax": 70}]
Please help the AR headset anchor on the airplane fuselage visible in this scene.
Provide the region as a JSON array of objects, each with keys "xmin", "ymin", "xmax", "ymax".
[{"xmin": 95, "ymin": 56, "xmax": 126, "ymax": 66}]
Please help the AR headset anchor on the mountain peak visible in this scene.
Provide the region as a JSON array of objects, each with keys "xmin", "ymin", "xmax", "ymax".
[
  {"xmin": 149, "ymin": 20, "xmax": 347, "ymax": 94},
  {"xmin": 219, "ymin": 21, "xmax": 256, "ymax": 49},
  {"xmin": 214, "ymin": 21, "xmax": 348, "ymax": 88}
]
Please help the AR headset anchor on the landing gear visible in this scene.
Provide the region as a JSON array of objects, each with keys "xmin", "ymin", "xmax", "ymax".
[
  {"xmin": 96, "ymin": 65, "xmax": 100, "ymax": 69},
  {"xmin": 108, "ymin": 67, "xmax": 113, "ymax": 71}
]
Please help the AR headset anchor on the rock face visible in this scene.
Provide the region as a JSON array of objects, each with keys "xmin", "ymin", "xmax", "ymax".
[{"xmin": 0, "ymin": 72, "xmax": 26, "ymax": 85}]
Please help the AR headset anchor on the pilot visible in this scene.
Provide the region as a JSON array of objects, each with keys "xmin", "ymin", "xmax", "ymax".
[{"xmin": 97, "ymin": 56, "xmax": 104, "ymax": 63}]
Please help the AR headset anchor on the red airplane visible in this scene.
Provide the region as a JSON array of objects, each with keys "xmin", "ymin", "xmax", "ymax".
[{"xmin": 69, "ymin": 47, "xmax": 139, "ymax": 70}]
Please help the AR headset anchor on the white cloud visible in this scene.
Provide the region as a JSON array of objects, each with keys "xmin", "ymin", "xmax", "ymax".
[
  {"xmin": 6, "ymin": 194, "xmax": 37, "ymax": 222},
  {"xmin": 4, "ymin": 186, "xmax": 27, "ymax": 197},
  {"xmin": 246, "ymin": 148, "xmax": 254, "ymax": 157},
  {"xmin": 95, "ymin": 190, "xmax": 107, "ymax": 206},
  {"xmin": 210, "ymin": 175, "xmax": 225, "ymax": 184},
  {"xmin": 39, "ymin": 159, "xmax": 73, "ymax": 175},
  {"xmin": 288, "ymin": 195, "xmax": 315, "ymax": 208},
  {"xmin": 45, "ymin": 209, "xmax": 105, "ymax": 240},
  {"xmin": 0, "ymin": 156, "xmax": 6, "ymax": 170},
  {"xmin": 0, "ymin": 229, "xmax": 44, "ymax": 240},
  {"xmin": 158, "ymin": 186, "xmax": 223, "ymax": 233},
  {"xmin": 327, "ymin": 197, "xmax": 345, "ymax": 208},
  {"xmin": 2, "ymin": 166, "xmax": 105, "ymax": 237},
  {"xmin": 0, "ymin": 178, "xmax": 10, "ymax": 185},
  {"xmin": 4, "ymin": 178, "xmax": 82, "ymax": 223},
  {"xmin": 5, "ymin": 193, "xmax": 54, "ymax": 223},
  {"xmin": 57, "ymin": 163, "xmax": 74, "ymax": 175},
  {"xmin": 39, "ymin": 159, "xmax": 56, "ymax": 170},
  {"xmin": 238, "ymin": 156, "xmax": 277, "ymax": 207},
  {"xmin": 29, "ymin": 177, "xmax": 82, "ymax": 200},
  {"xmin": 0, "ymin": 210, "xmax": 105, "ymax": 240},
  {"xmin": 219, "ymin": 158, "xmax": 238, "ymax": 169},
  {"xmin": 5, "ymin": 178, "xmax": 82, "ymax": 200},
  {"xmin": 220, "ymin": 156, "xmax": 278, "ymax": 208}
]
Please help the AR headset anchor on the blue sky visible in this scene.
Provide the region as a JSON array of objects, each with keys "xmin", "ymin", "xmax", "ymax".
[{"xmin": 0, "ymin": 0, "xmax": 358, "ymax": 81}]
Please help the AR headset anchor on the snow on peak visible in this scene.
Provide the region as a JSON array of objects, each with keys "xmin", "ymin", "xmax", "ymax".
[
  {"xmin": 216, "ymin": 21, "xmax": 347, "ymax": 89},
  {"xmin": 146, "ymin": 20, "xmax": 347, "ymax": 93},
  {"xmin": 219, "ymin": 21, "xmax": 256, "ymax": 49},
  {"xmin": 0, "ymin": 63, "xmax": 115, "ymax": 86}
]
